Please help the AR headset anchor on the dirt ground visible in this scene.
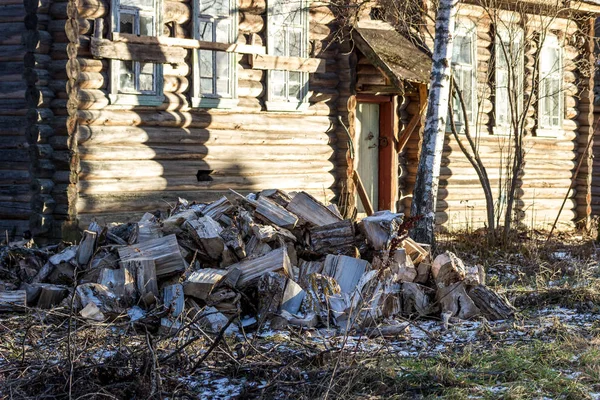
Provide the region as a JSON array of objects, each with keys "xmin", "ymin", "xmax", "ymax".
[{"xmin": 1, "ymin": 230, "xmax": 599, "ymax": 399}]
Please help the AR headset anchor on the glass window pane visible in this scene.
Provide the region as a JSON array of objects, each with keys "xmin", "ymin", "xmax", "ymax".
[
  {"xmin": 215, "ymin": 52, "xmax": 229, "ymax": 78},
  {"xmin": 139, "ymin": 72, "xmax": 154, "ymax": 92},
  {"xmin": 453, "ymin": 35, "xmax": 472, "ymax": 65},
  {"xmin": 120, "ymin": 12, "xmax": 135, "ymax": 34},
  {"xmin": 122, "ymin": 0, "xmax": 153, "ymax": 9},
  {"xmin": 216, "ymin": 78, "xmax": 230, "ymax": 96},
  {"xmin": 272, "ymin": 29, "xmax": 286, "ymax": 56},
  {"xmin": 140, "ymin": 14, "xmax": 154, "ymax": 36},
  {"xmin": 270, "ymin": 70, "xmax": 286, "ymax": 99},
  {"xmin": 199, "ymin": 50, "xmax": 214, "ymax": 78},
  {"xmin": 289, "ymin": 28, "xmax": 303, "ymax": 57},
  {"xmin": 199, "ymin": 21, "xmax": 214, "ymax": 41},
  {"xmin": 199, "ymin": 0, "xmax": 229, "ymax": 17},
  {"xmin": 119, "ymin": 60, "xmax": 135, "ymax": 92},
  {"xmin": 215, "ymin": 19, "xmax": 230, "ymax": 43},
  {"xmin": 201, "ymin": 78, "xmax": 213, "ymax": 94}
]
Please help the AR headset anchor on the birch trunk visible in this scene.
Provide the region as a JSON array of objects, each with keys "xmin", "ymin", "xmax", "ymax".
[{"xmin": 410, "ymin": 0, "xmax": 458, "ymax": 245}]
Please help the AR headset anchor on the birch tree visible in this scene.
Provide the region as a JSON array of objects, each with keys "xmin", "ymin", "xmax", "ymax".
[{"xmin": 410, "ymin": 0, "xmax": 459, "ymax": 245}]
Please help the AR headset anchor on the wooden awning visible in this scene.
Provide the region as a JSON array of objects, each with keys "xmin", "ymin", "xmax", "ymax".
[{"xmin": 353, "ymin": 20, "xmax": 432, "ymax": 88}]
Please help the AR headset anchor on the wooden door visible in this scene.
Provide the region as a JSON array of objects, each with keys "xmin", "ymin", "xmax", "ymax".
[{"xmin": 355, "ymin": 102, "xmax": 380, "ymax": 214}]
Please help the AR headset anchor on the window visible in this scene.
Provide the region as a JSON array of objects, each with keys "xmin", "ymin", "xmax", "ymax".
[
  {"xmin": 192, "ymin": 0, "xmax": 238, "ymax": 108},
  {"xmin": 110, "ymin": 0, "xmax": 163, "ymax": 105},
  {"xmin": 450, "ymin": 20, "xmax": 477, "ymax": 129},
  {"xmin": 538, "ymin": 35, "xmax": 563, "ymax": 132},
  {"xmin": 495, "ymin": 27, "xmax": 524, "ymax": 131},
  {"xmin": 266, "ymin": 0, "xmax": 309, "ymax": 111}
]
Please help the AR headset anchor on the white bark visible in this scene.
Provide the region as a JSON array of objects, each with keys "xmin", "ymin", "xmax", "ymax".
[{"xmin": 410, "ymin": 0, "xmax": 458, "ymax": 244}]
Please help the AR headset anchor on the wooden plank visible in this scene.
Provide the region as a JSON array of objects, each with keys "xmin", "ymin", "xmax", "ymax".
[
  {"xmin": 250, "ymin": 54, "xmax": 326, "ymax": 73},
  {"xmin": 118, "ymin": 234, "xmax": 187, "ymax": 277},
  {"xmin": 90, "ymin": 37, "xmax": 187, "ymax": 63},
  {"xmin": 227, "ymin": 247, "xmax": 292, "ymax": 288},
  {"xmin": 112, "ymin": 32, "xmax": 265, "ymax": 55},
  {"xmin": 285, "ymin": 191, "xmax": 342, "ymax": 227},
  {"xmin": 352, "ymin": 170, "xmax": 374, "ymax": 216}
]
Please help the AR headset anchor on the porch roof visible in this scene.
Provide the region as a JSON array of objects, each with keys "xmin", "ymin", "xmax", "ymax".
[{"xmin": 353, "ymin": 20, "xmax": 432, "ymax": 88}]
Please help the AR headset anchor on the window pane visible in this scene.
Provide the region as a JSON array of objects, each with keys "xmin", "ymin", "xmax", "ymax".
[
  {"xmin": 199, "ymin": 50, "xmax": 214, "ymax": 78},
  {"xmin": 289, "ymin": 71, "xmax": 302, "ymax": 101},
  {"xmin": 272, "ymin": 29, "xmax": 286, "ymax": 56},
  {"xmin": 215, "ymin": 52, "xmax": 229, "ymax": 78},
  {"xmin": 122, "ymin": 0, "xmax": 153, "ymax": 8},
  {"xmin": 119, "ymin": 60, "xmax": 135, "ymax": 92},
  {"xmin": 199, "ymin": 0, "xmax": 229, "ymax": 17},
  {"xmin": 270, "ymin": 70, "xmax": 286, "ymax": 99},
  {"xmin": 199, "ymin": 21, "xmax": 214, "ymax": 41},
  {"xmin": 120, "ymin": 12, "xmax": 135, "ymax": 34},
  {"xmin": 289, "ymin": 28, "xmax": 303, "ymax": 57},
  {"xmin": 216, "ymin": 78, "xmax": 230, "ymax": 96},
  {"xmin": 453, "ymin": 35, "xmax": 472, "ymax": 65},
  {"xmin": 201, "ymin": 78, "xmax": 213, "ymax": 94},
  {"xmin": 215, "ymin": 19, "xmax": 230, "ymax": 43},
  {"xmin": 140, "ymin": 14, "xmax": 154, "ymax": 36}
]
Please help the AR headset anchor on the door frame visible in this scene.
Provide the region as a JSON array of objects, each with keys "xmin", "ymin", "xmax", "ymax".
[{"xmin": 356, "ymin": 94, "xmax": 398, "ymax": 212}]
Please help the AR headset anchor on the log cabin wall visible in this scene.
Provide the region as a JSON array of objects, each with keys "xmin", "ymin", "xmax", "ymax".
[
  {"xmin": 401, "ymin": 3, "xmax": 592, "ymax": 232},
  {"xmin": 49, "ymin": 0, "xmax": 344, "ymax": 233},
  {"xmin": 0, "ymin": 0, "xmax": 32, "ymax": 238}
]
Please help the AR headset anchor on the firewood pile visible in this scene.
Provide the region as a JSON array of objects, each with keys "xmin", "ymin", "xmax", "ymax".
[{"xmin": 0, "ymin": 189, "xmax": 515, "ymax": 334}]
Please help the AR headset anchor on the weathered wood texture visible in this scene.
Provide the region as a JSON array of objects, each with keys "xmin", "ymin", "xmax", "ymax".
[{"xmin": 402, "ymin": 8, "xmax": 586, "ymax": 231}]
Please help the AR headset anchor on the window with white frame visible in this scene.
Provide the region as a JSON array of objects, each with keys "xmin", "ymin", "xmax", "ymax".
[
  {"xmin": 266, "ymin": 0, "xmax": 309, "ymax": 111},
  {"xmin": 110, "ymin": 0, "xmax": 163, "ymax": 105},
  {"xmin": 495, "ymin": 27, "xmax": 524, "ymax": 130},
  {"xmin": 450, "ymin": 20, "xmax": 477, "ymax": 129},
  {"xmin": 538, "ymin": 35, "xmax": 563, "ymax": 131},
  {"xmin": 192, "ymin": 0, "xmax": 237, "ymax": 108}
]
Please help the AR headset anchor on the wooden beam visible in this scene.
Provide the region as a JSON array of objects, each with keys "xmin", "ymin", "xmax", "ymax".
[
  {"xmin": 396, "ymin": 83, "xmax": 428, "ymax": 152},
  {"xmin": 250, "ymin": 54, "xmax": 326, "ymax": 73},
  {"xmin": 112, "ymin": 33, "xmax": 266, "ymax": 55},
  {"xmin": 353, "ymin": 170, "xmax": 374, "ymax": 216},
  {"xmin": 90, "ymin": 37, "xmax": 187, "ymax": 63}
]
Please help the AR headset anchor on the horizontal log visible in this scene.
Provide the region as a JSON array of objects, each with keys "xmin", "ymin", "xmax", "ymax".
[
  {"xmin": 50, "ymin": 0, "xmax": 107, "ymax": 19},
  {"xmin": 77, "ymin": 110, "xmax": 336, "ymax": 132},
  {"xmin": 76, "ymin": 143, "xmax": 334, "ymax": 161},
  {"xmin": 238, "ymin": 0, "xmax": 265, "ymax": 13},
  {"xmin": 77, "ymin": 125, "xmax": 333, "ymax": 146},
  {"xmin": 164, "ymin": 1, "xmax": 190, "ymax": 24},
  {"xmin": 112, "ymin": 32, "xmax": 266, "ymax": 55},
  {"xmin": 250, "ymin": 54, "xmax": 326, "ymax": 73},
  {"xmin": 90, "ymin": 38, "xmax": 188, "ymax": 64},
  {"xmin": 239, "ymin": 11, "xmax": 263, "ymax": 33},
  {"xmin": 0, "ymin": 4, "xmax": 25, "ymax": 24},
  {"xmin": 77, "ymin": 173, "xmax": 336, "ymax": 194},
  {"xmin": 78, "ymin": 159, "xmax": 334, "ymax": 179}
]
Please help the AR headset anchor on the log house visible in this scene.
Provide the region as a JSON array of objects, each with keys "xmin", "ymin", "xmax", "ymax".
[{"xmin": 1, "ymin": 0, "xmax": 600, "ymax": 240}]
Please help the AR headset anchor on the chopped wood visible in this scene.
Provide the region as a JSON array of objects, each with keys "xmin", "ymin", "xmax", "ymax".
[
  {"xmin": 76, "ymin": 230, "xmax": 97, "ymax": 266},
  {"xmin": 285, "ymin": 191, "xmax": 342, "ymax": 227},
  {"xmin": 48, "ymin": 263, "xmax": 75, "ymax": 285},
  {"xmin": 326, "ymin": 203, "xmax": 343, "ymax": 219},
  {"xmin": 49, "ymin": 246, "xmax": 77, "ymax": 265},
  {"xmin": 436, "ymin": 282, "xmax": 480, "ymax": 320},
  {"xmin": 183, "ymin": 268, "xmax": 228, "ymax": 300},
  {"xmin": 76, "ymin": 283, "xmax": 120, "ymax": 314},
  {"xmin": 359, "ymin": 211, "xmax": 403, "ymax": 250},
  {"xmin": 467, "ymin": 284, "xmax": 515, "ymax": 321},
  {"xmin": 163, "ymin": 283, "xmax": 185, "ymax": 319},
  {"xmin": 98, "ymin": 267, "xmax": 135, "ymax": 304},
  {"xmin": 184, "ymin": 216, "xmax": 225, "ymax": 260},
  {"xmin": 358, "ymin": 321, "xmax": 410, "ymax": 338},
  {"xmin": 120, "ymin": 258, "xmax": 159, "ymax": 303},
  {"xmin": 227, "ymin": 247, "xmax": 292, "ymax": 288},
  {"xmin": 298, "ymin": 260, "xmax": 323, "ymax": 288},
  {"xmin": 0, "ymin": 290, "xmax": 26, "ymax": 312},
  {"xmin": 323, "ymin": 254, "xmax": 370, "ymax": 294},
  {"xmin": 118, "ymin": 234, "xmax": 187, "ymax": 277},
  {"xmin": 137, "ymin": 213, "xmax": 162, "ymax": 243},
  {"xmin": 220, "ymin": 226, "xmax": 246, "ymax": 259},
  {"xmin": 389, "ymin": 249, "xmax": 417, "ymax": 282},
  {"xmin": 402, "ymin": 237, "xmax": 429, "ymax": 265},
  {"xmin": 310, "ymin": 220, "xmax": 355, "ymax": 254},
  {"xmin": 163, "ymin": 209, "xmax": 198, "ymax": 230},
  {"xmin": 36, "ymin": 284, "xmax": 68, "ymax": 309},
  {"xmin": 402, "ymin": 282, "xmax": 434, "ymax": 316},
  {"xmin": 277, "ymin": 310, "xmax": 318, "ymax": 328},
  {"xmin": 251, "ymin": 223, "xmax": 296, "ymax": 243},
  {"xmin": 257, "ymin": 272, "xmax": 287, "ymax": 319},
  {"xmin": 281, "ymin": 279, "xmax": 305, "ymax": 315},
  {"xmin": 194, "ymin": 304, "xmax": 238, "ymax": 334},
  {"xmin": 415, "ymin": 261, "xmax": 431, "ymax": 284},
  {"xmin": 433, "ymin": 252, "xmax": 466, "ymax": 288},
  {"xmin": 465, "ymin": 265, "xmax": 486, "ymax": 286},
  {"xmin": 244, "ymin": 235, "xmax": 272, "ymax": 258},
  {"xmin": 80, "ymin": 302, "xmax": 105, "ymax": 321},
  {"xmin": 202, "ymin": 196, "xmax": 232, "ymax": 220},
  {"xmin": 254, "ymin": 196, "xmax": 299, "ymax": 229},
  {"xmin": 259, "ymin": 189, "xmax": 292, "ymax": 208}
]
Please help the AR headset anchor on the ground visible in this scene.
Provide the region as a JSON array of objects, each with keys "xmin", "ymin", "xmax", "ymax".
[{"xmin": 1, "ymin": 230, "xmax": 600, "ymax": 399}]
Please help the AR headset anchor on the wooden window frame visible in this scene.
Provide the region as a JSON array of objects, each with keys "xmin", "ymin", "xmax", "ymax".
[
  {"xmin": 191, "ymin": 0, "xmax": 238, "ymax": 109},
  {"xmin": 537, "ymin": 34, "xmax": 563, "ymax": 136},
  {"xmin": 449, "ymin": 19, "xmax": 477, "ymax": 133},
  {"xmin": 494, "ymin": 27, "xmax": 524, "ymax": 135},
  {"xmin": 109, "ymin": 0, "xmax": 164, "ymax": 106},
  {"xmin": 266, "ymin": 0, "xmax": 310, "ymax": 112}
]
